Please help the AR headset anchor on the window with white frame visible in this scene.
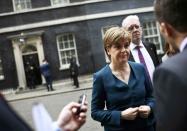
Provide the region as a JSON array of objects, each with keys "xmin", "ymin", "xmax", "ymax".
[
  {"xmin": 101, "ymin": 25, "xmax": 118, "ymax": 63},
  {"xmin": 0, "ymin": 57, "xmax": 4, "ymax": 80},
  {"xmin": 51, "ymin": 0, "xmax": 69, "ymax": 6},
  {"xmin": 142, "ymin": 21, "xmax": 163, "ymax": 54},
  {"xmin": 13, "ymin": 0, "xmax": 32, "ymax": 11},
  {"xmin": 57, "ymin": 33, "xmax": 79, "ymax": 69}
]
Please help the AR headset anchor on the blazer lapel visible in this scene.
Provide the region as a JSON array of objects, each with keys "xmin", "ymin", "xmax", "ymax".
[
  {"xmin": 103, "ymin": 65, "xmax": 129, "ymax": 88},
  {"xmin": 103, "ymin": 63, "xmax": 139, "ymax": 88},
  {"xmin": 143, "ymin": 42, "xmax": 159, "ymax": 67},
  {"xmin": 129, "ymin": 52, "xmax": 135, "ymax": 62},
  {"xmin": 128, "ymin": 62, "xmax": 138, "ymax": 88},
  {"xmin": 144, "ymin": 43, "xmax": 154, "ymax": 59}
]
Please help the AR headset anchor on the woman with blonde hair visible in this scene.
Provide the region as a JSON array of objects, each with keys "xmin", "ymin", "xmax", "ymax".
[{"xmin": 91, "ymin": 26, "xmax": 155, "ymax": 131}]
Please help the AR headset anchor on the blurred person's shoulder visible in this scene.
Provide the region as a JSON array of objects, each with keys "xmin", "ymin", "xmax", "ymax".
[{"xmin": 156, "ymin": 50, "xmax": 187, "ymax": 74}]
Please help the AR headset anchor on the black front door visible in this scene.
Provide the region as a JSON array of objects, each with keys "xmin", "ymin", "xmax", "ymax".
[{"xmin": 23, "ymin": 53, "xmax": 42, "ymax": 88}]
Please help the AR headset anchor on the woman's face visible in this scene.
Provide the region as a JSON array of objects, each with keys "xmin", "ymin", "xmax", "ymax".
[{"xmin": 107, "ymin": 38, "xmax": 130, "ymax": 64}]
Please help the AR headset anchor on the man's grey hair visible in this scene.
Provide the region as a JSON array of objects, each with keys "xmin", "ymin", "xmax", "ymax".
[{"xmin": 121, "ymin": 15, "xmax": 140, "ymax": 28}]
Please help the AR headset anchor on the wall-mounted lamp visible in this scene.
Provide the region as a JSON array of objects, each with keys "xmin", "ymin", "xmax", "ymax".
[
  {"xmin": 19, "ymin": 32, "xmax": 26, "ymax": 44},
  {"xmin": 19, "ymin": 38, "xmax": 25, "ymax": 43}
]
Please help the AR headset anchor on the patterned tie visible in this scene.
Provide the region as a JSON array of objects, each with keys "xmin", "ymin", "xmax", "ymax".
[{"xmin": 135, "ymin": 46, "xmax": 151, "ymax": 81}]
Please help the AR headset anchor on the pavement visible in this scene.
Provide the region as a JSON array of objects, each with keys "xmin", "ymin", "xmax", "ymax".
[{"xmin": 4, "ymin": 74, "xmax": 93, "ymax": 102}]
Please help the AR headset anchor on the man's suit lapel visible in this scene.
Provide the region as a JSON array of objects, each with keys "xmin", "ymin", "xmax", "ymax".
[
  {"xmin": 144, "ymin": 43, "xmax": 154, "ymax": 59},
  {"xmin": 143, "ymin": 42, "xmax": 159, "ymax": 67}
]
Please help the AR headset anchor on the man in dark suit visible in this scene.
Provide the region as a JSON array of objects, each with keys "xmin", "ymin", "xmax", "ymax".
[
  {"xmin": 0, "ymin": 93, "xmax": 87, "ymax": 131},
  {"xmin": 153, "ymin": 0, "xmax": 187, "ymax": 131},
  {"xmin": 122, "ymin": 15, "xmax": 159, "ymax": 80},
  {"xmin": 69, "ymin": 57, "xmax": 79, "ymax": 88}
]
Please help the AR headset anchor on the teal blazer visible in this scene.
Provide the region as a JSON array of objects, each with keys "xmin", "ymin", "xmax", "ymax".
[{"xmin": 91, "ymin": 61, "xmax": 155, "ymax": 131}]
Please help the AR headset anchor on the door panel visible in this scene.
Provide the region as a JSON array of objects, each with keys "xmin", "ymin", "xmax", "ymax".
[{"xmin": 23, "ymin": 54, "xmax": 42, "ymax": 87}]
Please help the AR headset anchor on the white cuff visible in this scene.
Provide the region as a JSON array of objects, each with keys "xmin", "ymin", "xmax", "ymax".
[{"xmin": 52, "ymin": 121, "xmax": 62, "ymax": 131}]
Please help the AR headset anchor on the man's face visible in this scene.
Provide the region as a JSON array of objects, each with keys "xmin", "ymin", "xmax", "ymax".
[{"xmin": 126, "ymin": 20, "xmax": 142, "ymax": 45}]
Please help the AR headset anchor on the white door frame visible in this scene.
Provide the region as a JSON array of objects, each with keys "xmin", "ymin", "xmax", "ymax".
[{"xmin": 10, "ymin": 31, "xmax": 45, "ymax": 89}]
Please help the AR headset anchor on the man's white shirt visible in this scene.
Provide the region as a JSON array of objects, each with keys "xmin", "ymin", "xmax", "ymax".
[{"xmin": 130, "ymin": 41, "xmax": 155, "ymax": 81}]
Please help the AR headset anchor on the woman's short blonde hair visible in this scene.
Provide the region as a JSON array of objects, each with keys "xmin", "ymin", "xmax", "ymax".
[{"xmin": 103, "ymin": 26, "xmax": 131, "ymax": 60}]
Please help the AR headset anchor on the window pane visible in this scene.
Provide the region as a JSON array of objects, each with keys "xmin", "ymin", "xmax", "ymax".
[
  {"xmin": 70, "ymin": 41, "xmax": 74, "ymax": 47},
  {"xmin": 142, "ymin": 23, "xmax": 146, "ymax": 28},
  {"xmin": 52, "ymin": 0, "xmax": 69, "ymax": 5},
  {"xmin": 26, "ymin": 2, "xmax": 31, "ymax": 8},
  {"xmin": 149, "ymin": 29, "xmax": 153, "ymax": 35},
  {"xmin": 66, "ymin": 50, "xmax": 71, "ymax": 58},
  {"xmin": 63, "ymin": 35, "xmax": 68, "ymax": 41},
  {"xmin": 53, "ymin": 0, "xmax": 60, "ymax": 5},
  {"xmin": 16, "ymin": 4, "xmax": 21, "ymax": 11},
  {"xmin": 143, "ymin": 29, "xmax": 147, "ymax": 36},
  {"xmin": 21, "ymin": 3, "xmax": 26, "ymax": 9},
  {"xmin": 14, "ymin": 0, "xmax": 31, "ymax": 11},
  {"xmin": 58, "ymin": 36, "xmax": 63, "ymax": 42},
  {"xmin": 22, "ymin": 45, "xmax": 37, "ymax": 53},
  {"xmin": 148, "ymin": 22, "xmax": 151, "ymax": 27},
  {"xmin": 154, "ymin": 29, "xmax": 157, "ymax": 34},
  {"xmin": 59, "ymin": 42, "xmax": 64, "ymax": 49},
  {"xmin": 62, "ymin": 58, "xmax": 66, "ymax": 64},
  {"xmin": 60, "ymin": 51, "xmax": 65, "ymax": 57},
  {"xmin": 64, "ymin": 41, "xmax": 69, "ymax": 48}
]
